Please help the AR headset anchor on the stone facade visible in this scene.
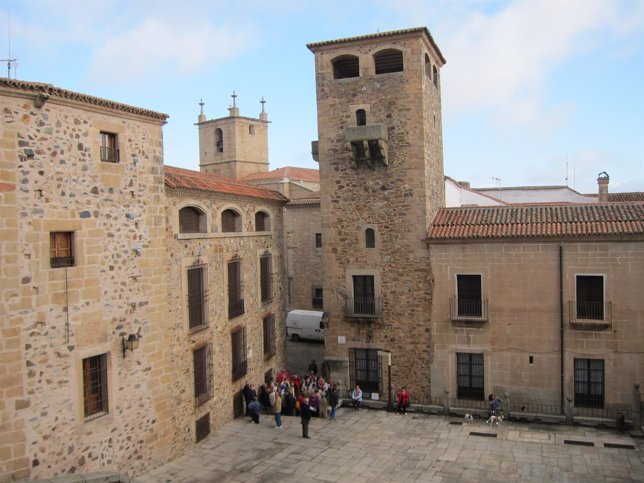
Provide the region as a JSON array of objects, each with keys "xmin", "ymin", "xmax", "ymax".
[
  {"xmin": 0, "ymin": 80, "xmax": 174, "ymax": 480},
  {"xmin": 164, "ymin": 182, "xmax": 288, "ymax": 440},
  {"xmin": 430, "ymin": 239, "xmax": 644, "ymax": 408},
  {"xmin": 308, "ymin": 28, "xmax": 446, "ymax": 401},
  {"xmin": 285, "ymin": 199, "xmax": 323, "ymax": 311}
]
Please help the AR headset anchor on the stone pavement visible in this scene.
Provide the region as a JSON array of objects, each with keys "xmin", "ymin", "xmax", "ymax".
[{"xmin": 132, "ymin": 408, "xmax": 644, "ymax": 483}]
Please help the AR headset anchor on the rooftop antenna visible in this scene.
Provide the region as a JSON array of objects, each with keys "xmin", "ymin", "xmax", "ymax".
[
  {"xmin": 1, "ymin": 6, "xmax": 17, "ymax": 78},
  {"xmin": 492, "ymin": 176, "xmax": 502, "ymax": 201},
  {"xmin": 565, "ymin": 157, "xmax": 569, "ymax": 187}
]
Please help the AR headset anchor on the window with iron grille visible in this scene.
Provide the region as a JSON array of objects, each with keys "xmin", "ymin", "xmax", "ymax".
[
  {"xmin": 188, "ymin": 266, "xmax": 208, "ymax": 330},
  {"xmin": 263, "ymin": 314, "xmax": 276, "ymax": 359},
  {"xmin": 353, "ymin": 275, "xmax": 375, "ymax": 315},
  {"xmin": 50, "ymin": 232, "xmax": 74, "ymax": 268},
  {"xmin": 351, "ymin": 348, "xmax": 380, "ymax": 395},
  {"xmin": 100, "ymin": 131, "xmax": 119, "ymax": 163},
  {"xmin": 457, "ymin": 275, "xmax": 482, "ymax": 317},
  {"xmin": 312, "ymin": 287, "xmax": 323, "ymax": 308},
  {"xmin": 456, "ymin": 352, "xmax": 484, "ymax": 400},
  {"xmin": 193, "ymin": 344, "xmax": 213, "ymax": 406},
  {"xmin": 83, "ymin": 354, "xmax": 108, "ymax": 420},
  {"xmin": 228, "ymin": 260, "xmax": 244, "ymax": 319},
  {"xmin": 260, "ymin": 253, "xmax": 273, "ymax": 304},
  {"xmin": 231, "ymin": 327, "xmax": 247, "ymax": 381},
  {"xmin": 315, "ymin": 233, "xmax": 322, "ymax": 249},
  {"xmin": 195, "ymin": 413, "xmax": 210, "ymax": 442},
  {"xmin": 576, "ymin": 275, "xmax": 604, "ymax": 320},
  {"xmin": 574, "ymin": 358, "xmax": 604, "ymax": 408}
]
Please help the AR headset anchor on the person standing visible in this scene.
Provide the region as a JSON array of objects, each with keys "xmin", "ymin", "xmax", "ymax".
[
  {"xmin": 351, "ymin": 384, "xmax": 363, "ymax": 410},
  {"xmin": 274, "ymin": 389, "xmax": 283, "ymax": 429},
  {"xmin": 396, "ymin": 386, "xmax": 410, "ymax": 415},
  {"xmin": 308, "ymin": 359, "xmax": 318, "ymax": 375},
  {"xmin": 300, "ymin": 396, "xmax": 312, "ymax": 438},
  {"xmin": 327, "ymin": 384, "xmax": 339, "ymax": 420}
]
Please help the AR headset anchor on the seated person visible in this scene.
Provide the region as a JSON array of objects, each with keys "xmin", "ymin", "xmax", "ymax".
[{"xmin": 351, "ymin": 384, "xmax": 363, "ymax": 410}]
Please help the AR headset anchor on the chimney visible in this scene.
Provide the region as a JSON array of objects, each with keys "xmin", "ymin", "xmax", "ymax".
[
  {"xmin": 458, "ymin": 181, "xmax": 470, "ymax": 189},
  {"xmin": 597, "ymin": 171, "xmax": 609, "ymax": 202}
]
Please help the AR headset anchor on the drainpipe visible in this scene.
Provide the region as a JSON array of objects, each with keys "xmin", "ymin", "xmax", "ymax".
[{"xmin": 559, "ymin": 243, "xmax": 564, "ymax": 411}]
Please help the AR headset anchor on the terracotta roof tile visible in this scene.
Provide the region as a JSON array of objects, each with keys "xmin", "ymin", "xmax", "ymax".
[
  {"xmin": 287, "ymin": 191, "xmax": 320, "ymax": 206},
  {"xmin": 428, "ymin": 203, "xmax": 644, "ymax": 240},
  {"xmin": 608, "ymin": 192, "xmax": 644, "ymax": 202},
  {"xmin": 165, "ymin": 166, "xmax": 287, "ymax": 202},
  {"xmin": 241, "ymin": 167, "xmax": 320, "ymax": 182}
]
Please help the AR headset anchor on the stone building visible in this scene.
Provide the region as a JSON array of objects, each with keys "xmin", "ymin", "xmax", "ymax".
[
  {"xmin": 428, "ymin": 203, "xmax": 644, "ymax": 415},
  {"xmin": 0, "ymin": 79, "xmax": 174, "ymax": 480},
  {"xmin": 308, "ymin": 27, "xmax": 446, "ymax": 403}
]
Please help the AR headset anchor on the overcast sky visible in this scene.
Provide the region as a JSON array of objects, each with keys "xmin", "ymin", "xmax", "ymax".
[{"xmin": 3, "ymin": 0, "xmax": 643, "ymax": 194}]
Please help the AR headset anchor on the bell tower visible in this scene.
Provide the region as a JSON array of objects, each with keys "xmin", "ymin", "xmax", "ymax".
[
  {"xmin": 197, "ymin": 92, "xmax": 270, "ymax": 179},
  {"xmin": 308, "ymin": 27, "xmax": 446, "ymax": 403}
]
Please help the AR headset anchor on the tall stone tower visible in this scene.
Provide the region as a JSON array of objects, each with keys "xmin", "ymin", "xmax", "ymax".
[
  {"xmin": 197, "ymin": 93, "xmax": 269, "ymax": 179},
  {"xmin": 307, "ymin": 27, "xmax": 446, "ymax": 403}
]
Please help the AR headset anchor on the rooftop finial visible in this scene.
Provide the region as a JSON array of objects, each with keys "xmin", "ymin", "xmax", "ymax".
[
  {"xmin": 259, "ymin": 96, "xmax": 268, "ymax": 121},
  {"xmin": 231, "ymin": 90, "xmax": 237, "ymax": 108},
  {"xmin": 199, "ymin": 98, "xmax": 205, "ymax": 115},
  {"xmin": 260, "ymin": 96, "xmax": 266, "ymax": 113},
  {"xmin": 197, "ymin": 98, "xmax": 206, "ymax": 123}
]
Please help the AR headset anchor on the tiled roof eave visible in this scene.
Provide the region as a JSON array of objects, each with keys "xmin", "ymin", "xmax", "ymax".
[
  {"xmin": 427, "ymin": 233, "xmax": 644, "ymax": 243},
  {"xmin": 166, "ymin": 186, "xmax": 287, "ymax": 205}
]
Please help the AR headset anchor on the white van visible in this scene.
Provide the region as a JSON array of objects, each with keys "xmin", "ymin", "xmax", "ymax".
[{"xmin": 286, "ymin": 310, "xmax": 327, "ymax": 342}]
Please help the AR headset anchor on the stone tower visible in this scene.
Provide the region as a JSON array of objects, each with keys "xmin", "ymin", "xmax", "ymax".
[
  {"xmin": 197, "ymin": 93, "xmax": 269, "ymax": 179},
  {"xmin": 307, "ymin": 27, "xmax": 446, "ymax": 403}
]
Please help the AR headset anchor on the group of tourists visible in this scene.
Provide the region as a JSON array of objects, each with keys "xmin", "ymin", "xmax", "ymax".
[
  {"xmin": 242, "ymin": 360, "xmax": 340, "ymax": 438},
  {"xmin": 243, "ymin": 361, "xmax": 413, "ymax": 438}
]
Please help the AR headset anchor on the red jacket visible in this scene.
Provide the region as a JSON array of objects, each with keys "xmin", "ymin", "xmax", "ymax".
[{"xmin": 397, "ymin": 390, "xmax": 410, "ymax": 406}]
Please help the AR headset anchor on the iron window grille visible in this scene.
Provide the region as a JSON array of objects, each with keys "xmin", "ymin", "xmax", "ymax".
[
  {"xmin": 187, "ymin": 266, "xmax": 208, "ymax": 330},
  {"xmin": 193, "ymin": 344, "xmax": 213, "ymax": 406},
  {"xmin": 50, "ymin": 232, "xmax": 74, "ymax": 268},
  {"xmin": 231, "ymin": 327, "xmax": 247, "ymax": 381},
  {"xmin": 456, "ymin": 352, "xmax": 484, "ymax": 401},
  {"xmin": 83, "ymin": 354, "xmax": 108, "ymax": 420},
  {"xmin": 574, "ymin": 358, "xmax": 604, "ymax": 408},
  {"xmin": 263, "ymin": 314, "xmax": 276, "ymax": 359},
  {"xmin": 100, "ymin": 132, "xmax": 119, "ymax": 163}
]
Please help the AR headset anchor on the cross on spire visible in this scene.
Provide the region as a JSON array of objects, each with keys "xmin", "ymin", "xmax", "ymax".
[
  {"xmin": 199, "ymin": 98, "xmax": 205, "ymax": 115},
  {"xmin": 231, "ymin": 91, "xmax": 237, "ymax": 108},
  {"xmin": 260, "ymin": 96, "xmax": 266, "ymax": 113}
]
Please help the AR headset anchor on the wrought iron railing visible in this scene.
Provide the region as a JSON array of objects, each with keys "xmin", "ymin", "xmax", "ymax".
[
  {"xmin": 100, "ymin": 146, "xmax": 120, "ymax": 163},
  {"xmin": 345, "ymin": 297, "xmax": 381, "ymax": 318},
  {"xmin": 449, "ymin": 297, "xmax": 488, "ymax": 322},
  {"xmin": 569, "ymin": 301, "xmax": 612, "ymax": 327},
  {"xmin": 228, "ymin": 299, "xmax": 245, "ymax": 319},
  {"xmin": 50, "ymin": 256, "xmax": 74, "ymax": 268}
]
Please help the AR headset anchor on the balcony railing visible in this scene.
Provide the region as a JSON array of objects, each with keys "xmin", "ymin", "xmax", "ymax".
[
  {"xmin": 228, "ymin": 299, "xmax": 245, "ymax": 319},
  {"xmin": 345, "ymin": 297, "xmax": 381, "ymax": 318},
  {"xmin": 449, "ymin": 297, "xmax": 488, "ymax": 322},
  {"xmin": 569, "ymin": 301, "xmax": 612, "ymax": 328},
  {"xmin": 50, "ymin": 256, "xmax": 75, "ymax": 268},
  {"xmin": 100, "ymin": 146, "xmax": 120, "ymax": 163}
]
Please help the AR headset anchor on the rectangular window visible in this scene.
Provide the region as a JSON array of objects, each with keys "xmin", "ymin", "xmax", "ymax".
[
  {"xmin": 193, "ymin": 344, "xmax": 213, "ymax": 406},
  {"xmin": 50, "ymin": 232, "xmax": 74, "ymax": 268},
  {"xmin": 353, "ymin": 275, "xmax": 375, "ymax": 315},
  {"xmin": 312, "ymin": 287, "xmax": 323, "ymax": 308},
  {"xmin": 263, "ymin": 314, "xmax": 276, "ymax": 359},
  {"xmin": 315, "ymin": 233, "xmax": 322, "ymax": 248},
  {"xmin": 187, "ymin": 266, "xmax": 208, "ymax": 330},
  {"xmin": 574, "ymin": 358, "xmax": 604, "ymax": 408},
  {"xmin": 352, "ymin": 348, "xmax": 380, "ymax": 395},
  {"xmin": 457, "ymin": 274, "xmax": 482, "ymax": 317},
  {"xmin": 228, "ymin": 260, "xmax": 244, "ymax": 319},
  {"xmin": 100, "ymin": 131, "xmax": 119, "ymax": 163},
  {"xmin": 231, "ymin": 327, "xmax": 247, "ymax": 381},
  {"xmin": 195, "ymin": 413, "xmax": 210, "ymax": 442},
  {"xmin": 456, "ymin": 352, "xmax": 484, "ymax": 400},
  {"xmin": 83, "ymin": 354, "xmax": 108, "ymax": 420},
  {"xmin": 260, "ymin": 254, "xmax": 273, "ymax": 304},
  {"xmin": 576, "ymin": 275, "xmax": 604, "ymax": 320}
]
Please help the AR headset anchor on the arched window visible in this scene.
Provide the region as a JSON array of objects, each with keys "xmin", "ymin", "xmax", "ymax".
[
  {"xmin": 374, "ymin": 49, "xmax": 403, "ymax": 74},
  {"xmin": 255, "ymin": 211, "xmax": 271, "ymax": 231},
  {"xmin": 365, "ymin": 228, "xmax": 375, "ymax": 248},
  {"xmin": 215, "ymin": 128, "xmax": 224, "ymax": 153},
  {"xmin": 425, "ymin": 54, "xmax": 432, "ymax": 80},
  {"xmin": 332, "ymin": 55, "xmax": 360, "ymax": 79},
  {"xmin": 356, "ymin": 109, "xmax": 366, "ymax": 126},
  {"xmin": 432, "ymin": 65, "xmax": 438, "ymax": 88},
  {"xmin": 179, "ymin": 206, "xmax": 206, "ymax": 233},
  {"xmin": 221, "ymin": 209, "xmax": 241, "ymax": 233}
]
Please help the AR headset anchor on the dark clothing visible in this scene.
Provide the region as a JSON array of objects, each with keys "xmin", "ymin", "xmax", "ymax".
[
  {"xmin": 243, "ymin": 385, "xmax": 256, "ymax": 415},
  {"xmin": 248, "ymin": 401, "xmax": 260, "ymax": 424},
  {"xmin": 300, "ymin": 403, "xmax": 312, "ymax": 438},
  {"xmin": 308, "ymin": 362, "xmax": 318, "ymax": 375},
  {"xmin": 327, "ymin": 387, "xmax": 339, "ymax": 407},
  {"xmin": 258, "ymin": 386, "xmax": 270, "ymax": 411},
  {"xmin": 283, "ymin": 392, "xmax": 295, "ymax": 416}
]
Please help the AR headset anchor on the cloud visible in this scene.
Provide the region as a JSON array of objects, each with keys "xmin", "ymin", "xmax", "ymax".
[{"xmin": 86, "ymin": 18, "xmax": 256, "ymax": 84}]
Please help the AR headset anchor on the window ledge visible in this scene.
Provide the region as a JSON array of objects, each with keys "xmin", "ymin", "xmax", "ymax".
[{"xmin": 178, "ymin": 232, "xmax": 272, "ymax": 240}]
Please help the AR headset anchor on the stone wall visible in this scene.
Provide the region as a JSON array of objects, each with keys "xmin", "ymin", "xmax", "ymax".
[
  {"xmin": 0, "ymin": 88, "xmax": 173, "ymax": 480},
  {"xmin": 285, "ymin": 202, "xmax": 323, "ymax": 311},
  {"xmin": 430, "ymin": 240, "xmax": 644, "ymax": 405},
  {"xmin": 311, "ymin": 30, "xmax": 446, "ymax": 402},
  {"xmin": 165, "ymin": 190, "xmax": 287, "ymax": 436}
]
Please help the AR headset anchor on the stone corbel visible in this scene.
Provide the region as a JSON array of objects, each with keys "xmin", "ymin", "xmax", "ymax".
[
  {"xmin": 378, "ymin": 139, "xmax": 388, "ymax": 166},
  {"xmin": 34, "ymin": 92, "xmax": 50, "ymax": 108}
]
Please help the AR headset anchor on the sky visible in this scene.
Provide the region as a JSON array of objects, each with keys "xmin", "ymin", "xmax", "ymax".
[{"xmin": 2, "ymin": 0, "xmax": 643, "ymax": 194}]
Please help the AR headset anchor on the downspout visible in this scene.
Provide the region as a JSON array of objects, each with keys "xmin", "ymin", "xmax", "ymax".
[{"xmin": 559, "ymin": 242, "xmax": 564, "ymax": 411}]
